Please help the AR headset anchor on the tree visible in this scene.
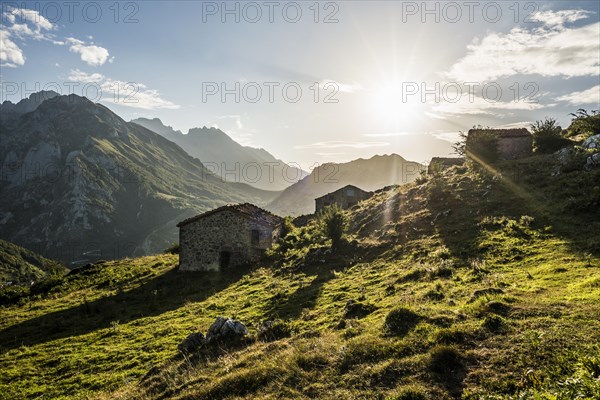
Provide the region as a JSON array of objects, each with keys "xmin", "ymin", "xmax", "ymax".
[
  {"xmin": 452, "ymin": 131, "xmax": 467, "ymax": 157},
  {"xmin": 567, "ymin": 109, "xmax": 600, "ymax": 139},
  {"xmin": 531, "ymin": 117, "xmax": 569, "ymax": 153},
  {"xmin": 454, "ymin": 125, "xmax": 498, "ymax": 164},
  {"xmin": 318, "ymin": 204, "xmax": 348, "ymax": 247}
]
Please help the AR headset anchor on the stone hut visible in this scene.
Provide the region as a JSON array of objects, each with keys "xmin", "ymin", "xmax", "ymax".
[
  {"xmin": 467, "ymin": 128, "xmax": 533, "ymax": 160},
  {"xmin": 177, "ymin": 203, "xmax": 283, "ymax": 272},
  {"xmin": 315, "ymin": 185, "xmax": 373, "ymax": 213},
  {"xmin": 428, "ymin": 157, "xmax": 465, "ymax": 174}
]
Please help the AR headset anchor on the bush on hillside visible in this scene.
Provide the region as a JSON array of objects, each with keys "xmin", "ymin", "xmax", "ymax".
[
  {"xmin": 317, "ymin": 204, "xmax": 348, "ymax": 247},
  {"xmin": 567, "ymin": 109, "xmax": 600, "ymax": 138},
  {"xmin": 163, "ymin": 243, "xmax": 179, "ymax": 254},
  {"xmin": 428, "ymin": 345, "xmax": 465, "ymax": 375},
  {"xmin": 454, "ymin": 128, "xmax": 499, "ymax": 163},
  {"xmin": 531, "ymin": 118, "xmax": 571, "ymax": 153},
  {"xmin": 384, "ymin": 307, "xmax": 421, "ymax": 336},
  {"xmin": 0, "ymin": 285, "xmax": 30, "ymax": 306}
]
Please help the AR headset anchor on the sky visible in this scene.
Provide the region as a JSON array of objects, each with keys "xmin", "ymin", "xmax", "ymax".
[{"xmin": 1, "ymin": 0, "xmax": 599, "ymax": 169}]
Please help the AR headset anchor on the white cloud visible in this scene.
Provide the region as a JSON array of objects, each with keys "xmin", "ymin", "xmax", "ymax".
[
  {"xmin": 68, "ymin": 69, "xmax": 104, "ymax": 83},
  {"xmin": 446, "ymin": 12, "xmax": 599, "ymax": 81},
  {"xmin": 316, "ymin": 152, "xmax": 345, "ymax": 157},
  {"xmin": 9, "ymin": 8, "xmax": 53, "ymax": 31},
  {"xmin": 556, "ymin": 85, "xmax": 600, "ymax": 106},
  {"xmin": 68, "ymin": 69, "xmax": 180, "ymax": 110},
  {"xmin": 494, "ymin": 121, "xmax": 534, "ymax": 129},
  {"xmin": 4, "ymin": 7, "xmax": 54, "ymax": 33},
  {"xmin": 530, "ymin": 10, "xmax": 592, "ymax": 27},
  {"xmin": 319, "ymin": 79, "xmax": 363, "ymax": 93},
  {"xmin": 431, "ymin": 131, "xmax": 462, "ymax": 143},
  {"xmin": 424, "ymin": 112, "xmax": 447, "ymax": 120},
  {"xmin": 67, "ymin": 37, "xmax": 110, "ymax": 66},
  {"xmin": 432, "ymin": 95, "xmax": 551, "ymax": 116},
  {"xmin": 216, "ymin": 115, "xmax": 244, "ymax": 130},
  {"xmin": 363, "ymin": 132, "xmax": 414, "ymax": 137},
  {"xmin": 295, "ymin": 141, "xmax": 389, "ymax": 149},
  {"xmin": 0, "ymin": 31, "xmax": 25, "ymax": 67}
]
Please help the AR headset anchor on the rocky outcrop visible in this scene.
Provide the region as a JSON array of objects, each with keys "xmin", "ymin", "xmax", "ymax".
[
  {"xmin": 206, "ymin": 317, "xmax": 248, "ymax": 343},
  {"xmin": 177, "ymin": 317, "xmax": 248, "ymax": 355},
  {"xmin": 582, "ymin": 134, "xmax": 600, "ymax": 150},
  {"xmin": 586, "ymin": 152, "xmax": 600, "ymax": 169}
]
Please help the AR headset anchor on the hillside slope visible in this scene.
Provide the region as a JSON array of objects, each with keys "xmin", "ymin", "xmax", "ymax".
[
  {"xmin": 0, "ymin": 239, "xmax": 65, "ymax": 284},
  {"xmin": 132, "ymin": 118, "xmax": 307, "ymax": 191},
  {"xmin": 0, "ymin": 154, "xmax": 599, "ymax": 399},
  {"xmin": 0, "ymin": 93, "xmax": 276, "ymax": 264},
  {"xmin": 267, "ymin": 154, "xmax": 424, "ymax": 216}
]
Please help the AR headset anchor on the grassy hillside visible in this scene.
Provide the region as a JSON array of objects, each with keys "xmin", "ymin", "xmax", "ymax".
[
  {"xmin": 0, "ymin": 155, "xmax": 599, "ymax": 399},
  {"xmin": 0, "ymin": 239, "xmax": 65, "ymax": 284}
]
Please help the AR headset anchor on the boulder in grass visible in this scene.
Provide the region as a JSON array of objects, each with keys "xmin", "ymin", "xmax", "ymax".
[
  {"xmin": 582, "ymin": 134, "xmax": 600, "ymax": 150},
  {"xmin": 586, "ymin": 152, "xmax": 600, "ymax": 169},
  {"xmin": 206, "ymin": 317, "xmax": 248, "ymax": 343},
  {"xmin": 178, "ymin": 332, "xmax": 205, "ymax": 355}
]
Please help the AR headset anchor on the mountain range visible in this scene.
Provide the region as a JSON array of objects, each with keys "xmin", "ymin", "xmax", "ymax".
[
  {"xmin": 0, "ymin": 93, "xmax": 274, "ymax": 265},
  {"xmin": 131, "ymin": 118, "xmax": 307, "ymax": 191},
  {"xmin": 1, "ymin": 92, "xmax": 424, "ymax": 264},
  {"xmin": 267, "ymin": 154, "xmax": 424, "ymax": 216}
]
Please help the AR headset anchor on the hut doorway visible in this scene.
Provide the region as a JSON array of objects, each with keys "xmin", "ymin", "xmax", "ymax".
[{"xmin": 219, "ymin": 251, "xmax": 231, "ymax": 269}]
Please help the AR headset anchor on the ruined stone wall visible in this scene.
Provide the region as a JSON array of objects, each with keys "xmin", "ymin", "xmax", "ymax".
[
  {"xmin": 497, "ymin": 136, "xmax": 533, "ymax": 160},
  {"xmin": 179, "ymin": 210, "xmax": 278, "ymax": 272}
]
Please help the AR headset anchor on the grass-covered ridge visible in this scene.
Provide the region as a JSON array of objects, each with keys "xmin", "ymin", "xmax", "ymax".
[
  {"xmin": 0, "ymin": 155, "xmax": 599, "ymax": 399},
  {"xmin": 0, "ymin": 239, "xmax": 66, "ymax": 284}
]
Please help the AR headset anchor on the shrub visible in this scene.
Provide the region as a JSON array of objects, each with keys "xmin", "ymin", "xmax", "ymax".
[
  {"xmin": 163, "ymin": 243, "xmax": 179, "ymax": 254},
  {"xmin": 317, "ymin": 204, "xmax": 348, "ymax": 247},
  {"xmin": 340, "ymin": 336, "xmax": 396, "ymax": 369},
  {"xmin": 384, "ymin": 307, "xmax": 421, "ymax": 336},
  {"xmin": 30, "ymin": 275, "xmax": 64, "ymax": 296},
  {"xmin": 388, "ymin": 386, "xmax": 427, "ymax": 400},
  {"xmin": 428, "ymin": 345, "xmax": 465, "ymax": 374},
  {"xmin": 465, "ymin": 129, "xmax": 499, "ymax": 164},
  {"xmin": 482, "ymin": 315, "xmax": 507, "ymax": 333},
  {"xmin": 0, "ymin": 285, "xmax": 30, "ymax": 306},
  {"xmin": 531, "ymin": 117, "xmax": 570, "ymax": 153},
  {"xmin": 343, "ymin": 300, "xmax": 377, "ymax": 319},
  {"xmin": 567, "ymin": 109, "xmax": 600, "ymax": 138},
  {"xmin": 435, "ymin": 327, "xmax": 468, "ymax": 345},
  {"xmin": 295, "ymin": 353, "xmax": 330, "ymax": 371},
  {"xmin": 257, "ymin": 320, "xmax": 293, "ymax": 342}
]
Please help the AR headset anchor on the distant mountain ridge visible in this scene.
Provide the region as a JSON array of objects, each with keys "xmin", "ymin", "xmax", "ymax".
[
  {"xmin": 0, "ymin": 92, "xmax": 276, "ymax": 265},
  {"xmin": 266, "ymin": 154, "xmax": 424, "ymax": 216},
  {"xmin": 132, "ymin": 117, "xmax": 307, "ymax": 191}
]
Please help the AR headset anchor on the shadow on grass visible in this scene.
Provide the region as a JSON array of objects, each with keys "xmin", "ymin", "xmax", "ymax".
[
  {"xmin": 265, "ymin": 242, "xmax": 380, "ymax": 321},
  {"xmin": 0, "ymin": 263, "xmax": 254, "ymax": 352}
]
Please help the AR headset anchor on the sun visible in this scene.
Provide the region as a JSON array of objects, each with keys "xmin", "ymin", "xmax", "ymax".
[{"xmin": 369, "ymin": 83, "xmax": 423, "ymax": 128}]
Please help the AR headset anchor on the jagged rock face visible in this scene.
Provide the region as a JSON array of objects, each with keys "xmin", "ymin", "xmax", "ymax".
[
  {"xmin": 0, "ymin": 91, "xmax": 59, "ymax": 127},
  {"xmin": 0, "ymin": 93, "xmax": 272, "ymax": 265}
]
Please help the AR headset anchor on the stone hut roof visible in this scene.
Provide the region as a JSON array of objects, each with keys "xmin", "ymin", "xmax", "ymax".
[
  {"xmin": 429, "ymin": 157, "xmax": 464, "ymax": 165},
  {"xmin": 468, "ymin": 128, "xmax": 531, "ymax": 138},
  {"xmin": 315, "ymin": 184, "xmax": 371, "ymax": 200},
  {"xmin": 177, "ymin": 203, "xmax": 283, "ymax": 228}
]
